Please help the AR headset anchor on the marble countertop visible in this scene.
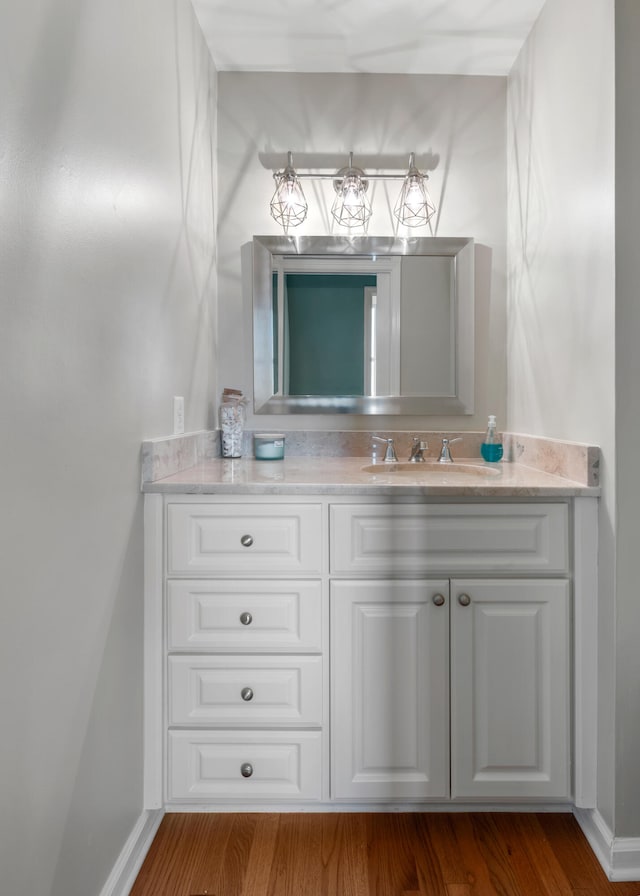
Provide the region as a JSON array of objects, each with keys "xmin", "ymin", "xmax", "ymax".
[{"xmin": 142, "ymin": 456, "xmax": 600, "ymax": 497}]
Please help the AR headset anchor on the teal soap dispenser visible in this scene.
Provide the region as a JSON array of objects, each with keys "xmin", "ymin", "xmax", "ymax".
[{"xmin": 481, "ymin": 415, "xmax": 503, "ymax": 463}]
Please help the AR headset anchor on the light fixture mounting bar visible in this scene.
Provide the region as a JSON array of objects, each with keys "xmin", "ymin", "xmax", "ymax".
[{"xmin": 273, "ymin": 152, "xmax": 426, "ymax": 182}]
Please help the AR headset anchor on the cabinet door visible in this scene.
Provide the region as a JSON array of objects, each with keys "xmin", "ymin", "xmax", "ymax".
[
  {"xmin": 331, "ymin": 579, "xmax": 450, "ymax": 800},
  {"xmin": 451, "ymin": 579, "xmax": 570, "ymax": 800}
]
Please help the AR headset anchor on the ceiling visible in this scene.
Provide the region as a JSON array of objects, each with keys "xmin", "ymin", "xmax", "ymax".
[{"xmin": 190, "ymin": 0, "xmax": 547, "ymax": 77}]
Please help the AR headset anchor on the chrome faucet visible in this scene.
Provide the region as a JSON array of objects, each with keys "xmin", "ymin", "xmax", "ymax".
[
  {"xmin": 438, "ymin": 436, "xmax": 463, "ymax": 463},
  {"xmin": 371, "ymin": 436, "xmax": 398, "ymax": 462},
  {"xmin": 408, "ymin": 437, "xmax": 428, "ymax": 462}
]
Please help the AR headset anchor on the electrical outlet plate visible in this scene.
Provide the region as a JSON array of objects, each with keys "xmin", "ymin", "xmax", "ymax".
[{"xmin": 173, "ymin": 396, "xmax": 185, "ymax": 434}]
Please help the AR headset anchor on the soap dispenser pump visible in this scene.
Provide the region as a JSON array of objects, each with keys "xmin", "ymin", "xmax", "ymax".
[{"xmin": 481, "ymin": 415, "xmax": 503, "ymax": 463}]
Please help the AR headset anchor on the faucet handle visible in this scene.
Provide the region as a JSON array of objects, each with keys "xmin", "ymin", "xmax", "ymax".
[
  {"xmin": 371, "ymin": 436, "xmax": 398, "ymax": 462},
  {"xmin": 439, "ymin": 436, "xmax": 463, "ymax": 463}
]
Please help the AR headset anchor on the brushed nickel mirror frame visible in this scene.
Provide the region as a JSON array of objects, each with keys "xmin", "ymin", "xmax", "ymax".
[{"xmin": 251, "ymin": 235, "xmax": 474, "ymax": 416}]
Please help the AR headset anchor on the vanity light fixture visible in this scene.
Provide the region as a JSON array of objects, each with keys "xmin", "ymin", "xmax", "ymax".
[
  {"xmin": 269, "ymin": 151, "xmax": 308, "ymax": 232},
  {"xmin": 269, "ymin": 151, "xmax": 436, "ymax": 231},
  {"xmin": 393, "ymin": 152, "xmax": 436, "ymax": 228}
]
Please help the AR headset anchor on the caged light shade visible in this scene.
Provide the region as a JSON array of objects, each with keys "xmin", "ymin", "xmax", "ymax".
[
  {"xmin": 269, "ymin": 152, "xmax": 308, "ymax": 232},
  {"xmin": 393, "ymin": 153, "xmax": 436, "ymax": 227},
  {"xmin": 330, "ymin": 156, "xmax": 372, "ymax": 228}
]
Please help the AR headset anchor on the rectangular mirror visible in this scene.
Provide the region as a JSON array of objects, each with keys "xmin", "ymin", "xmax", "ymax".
[{"xmin": 252, "ymin": 235, "xmax": 474, "ymax": 415}]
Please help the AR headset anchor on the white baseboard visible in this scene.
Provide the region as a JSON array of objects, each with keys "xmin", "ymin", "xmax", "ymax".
[
  {"xmin": 574, "ymin": 807, "xmax": 640, "ymax": 882},
  {"xmin": 99, "ymin": 808, "xmax": 165, "ymax": 896}
]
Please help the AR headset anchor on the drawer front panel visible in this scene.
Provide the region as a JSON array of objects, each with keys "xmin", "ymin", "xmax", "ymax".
[
  {"xmin": 168, "ymin": 655, "xmax": 323, "ymax": 726},
  {"xmin": 167, "ymin": 580, "xmax": 323, "ymax": 652},
  {"xmin": 330, "ymin": 503, "xmax": 569, "ymax": 575},
  {"xmin": 168, "ymin": 503, "xmax": 322, "ymax": 575},
  {"xmin": 167, "ymin": 730, "xmax": 322, "ymax": 801}
]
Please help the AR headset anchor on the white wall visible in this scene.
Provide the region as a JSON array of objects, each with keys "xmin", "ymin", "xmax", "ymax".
[
  {"xmin": 0, "ymin": 0, "xmax": 216, "ymax": 893},
  {"xmin": 614, "ymin": 0, "xmax": 640, "ymax": 839},
  {"xmin": 507, "ymin": 0, "xmax": 617, "ymax": 829},
  {"xmin": 217, "ymin": 72, "xmax": 507, "ymax": 432}
]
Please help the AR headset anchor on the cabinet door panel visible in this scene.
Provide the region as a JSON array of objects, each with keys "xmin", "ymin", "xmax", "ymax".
[
  {"xmin": 451, "ymin": 579, "xmax": 570, "ymax": 799},
  {"xmin": 331, "ymin": 579, "xmax": 450, "ymax": 800}
]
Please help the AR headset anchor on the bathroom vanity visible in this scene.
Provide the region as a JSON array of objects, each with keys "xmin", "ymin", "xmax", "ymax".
[{"xmin": 143, "ymin": 448, "xmax": 599, "ymax": 814}]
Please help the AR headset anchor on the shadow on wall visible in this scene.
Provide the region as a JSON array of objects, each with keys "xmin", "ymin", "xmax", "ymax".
[{"xmin": 49, "ymin": 504, "xmax": 145, "ymax": 896}]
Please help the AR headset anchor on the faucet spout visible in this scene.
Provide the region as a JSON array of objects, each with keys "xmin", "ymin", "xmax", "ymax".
[{"xmin": 408, "ymin": 437, "xmax": 428, "ymax": 462}]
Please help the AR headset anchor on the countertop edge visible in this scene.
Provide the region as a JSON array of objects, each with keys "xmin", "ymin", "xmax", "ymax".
[{"xmin": 141, "ymin": 457, "xmax": 601, "ymax": 498}]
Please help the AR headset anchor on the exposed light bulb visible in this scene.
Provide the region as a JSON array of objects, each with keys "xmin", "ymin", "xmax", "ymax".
[
  {"xmin": 331, "ymin": 170, "xmax": 371, "ymax": 228},
  {"xmin": 270, "ymin": 154, "xmax": 308, "ymax": 232},
  {"xmin": 393, "ymin": 155, "xmax": 436, "ymax": 228}
]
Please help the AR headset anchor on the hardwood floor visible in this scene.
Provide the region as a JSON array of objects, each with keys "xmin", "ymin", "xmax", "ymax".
[{"xmin": 130, "ymin": 813, "xmax": 640, "ymax": 896}]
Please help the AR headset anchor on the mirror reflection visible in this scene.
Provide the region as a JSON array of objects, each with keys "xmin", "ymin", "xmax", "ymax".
[{"xmin": 252, "ymin": 236, "xmax": 475, "ymax": 416}]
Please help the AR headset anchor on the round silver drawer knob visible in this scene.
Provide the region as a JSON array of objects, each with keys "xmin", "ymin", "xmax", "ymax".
[
  {"xmin": 240, "ymin": 763, "xmax": 253, "ymax": 778},
  {"xmin": 241, "ymin": 687, "xmax": 254, "ymax": 702},
  {"xmin": 239, "ymin": 612, "xmax": 252, "ymax": 626},
  {"xmin": 458, "ymin": 593, "xmax": 472, "ymax": 607},
  {"xmin": 240, "ymin": 534, "xmax": 254, "ymax": 547},
  {"xmin": 432, "ymin": 593, "xmax": 446, "ymax": 607}
]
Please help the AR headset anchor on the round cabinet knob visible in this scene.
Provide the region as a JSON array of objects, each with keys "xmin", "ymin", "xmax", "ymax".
[
  {"xmin": 241, "ymin": 687, "xmax": 254, "ymax": 702},
  {"xmin": 432, "ymin": 593, "xmax": 446, "ymax": 607},
  {"xmin": 457, "ymin": 593, "xmax": 472, "ymax": 607},
  {"xmin": 240, "ymin": 534, "xmax": 254, "ymax": 547},
  {"xmin": 239, "ymin": 612, "xmax": 253, "ymax": 626},
  {"xmin": 240, "ymin": 763, "xmax": 253, "ymax": 778}
]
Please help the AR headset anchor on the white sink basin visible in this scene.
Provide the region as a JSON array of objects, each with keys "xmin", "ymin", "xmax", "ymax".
[{"xmin": 361, "ymin": 461, "xmax": 501, "ymax": 478}]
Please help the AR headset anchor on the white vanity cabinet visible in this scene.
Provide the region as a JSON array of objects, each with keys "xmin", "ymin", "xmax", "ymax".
[
  {"xmin": 145, "ymin": 492, "xmax": 596, "ymax": 811},
  {"xmin": 329, "ymin": 502, "xmax": 571, "ymax": 802}
]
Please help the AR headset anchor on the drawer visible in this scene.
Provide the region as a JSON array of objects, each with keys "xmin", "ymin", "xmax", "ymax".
[
  {"xmin": 168, "ymin": 655, "xmax": 323, "ymax": 726},
  {"xmin": 167, "ymin": 730, "xmax": 322, "ymax": 801},
  {"xmin": 330, "ymin": 503, "xmax": 569, "ymax": 575},
  {"xmin": 167, "ymin": 503, "xmax": 322, "ymax": 576},
  {"xmin": 167, "ymin": 580, "xmax": 323, "ymax": 652}
]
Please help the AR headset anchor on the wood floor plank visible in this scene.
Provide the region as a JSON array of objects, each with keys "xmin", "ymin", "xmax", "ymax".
[
  {"xmin": 444, "ymin": 814, "xmax": 506, "ymax": 895},
  {"xmin": 410, "ymin": 814, "xmax": 448, "ymax": 895},
  {"xmin": 445, "ymin": 886, "xmax": 473, "ymax": 896},
  {"xmin": 365, "ymin": 813, "xmax": 421, "ymax": 895},
  {"xmin": 512, "ymin": 813, "xmax": 575, "ymax": 896},
  {"xmin": 130, "ymin": 813, "xmax": 236, "ymax": 896},
  {"xmin": 270, "ymin": 813, "xmax": 326, "ymax": 896},
  {"xmin": 218, "ymin": 815, "xmax": 262, "ymax": 896},
  {"xmin": 467, "ymin": 813, "xmax": 526, "ymax": 896},
  {"xmin": 422, "ymin": 813, "xmax": 471, "ymax": 886},
  {"xmin": 536, "ymin": 813, "xmax": 603, "ymax": 891},
  {"xmin": 320, "ymin": 813, "xmax": 370, "ymax": 896},
  {"xmin": 238, "ymin": 814, "xmax": 280, "ymax": 896}
]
